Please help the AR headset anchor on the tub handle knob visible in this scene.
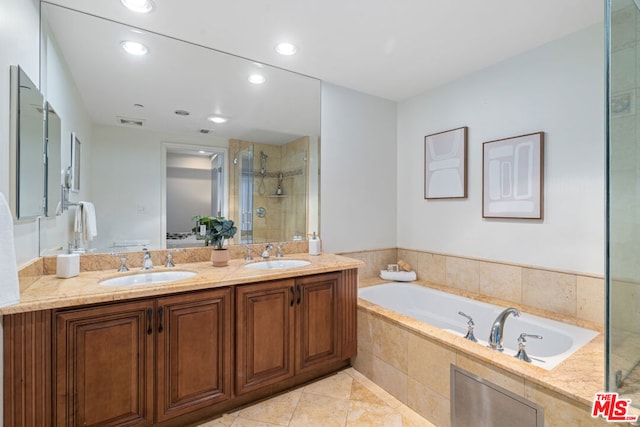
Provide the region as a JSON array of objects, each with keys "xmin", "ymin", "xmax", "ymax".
[
  {"xmin": 514, "ymin": 333, "xmax": 543, "ymax": 363},
  {"xmin": 458, "ymin": 311, "xmax": 478, "ymax": 342}
]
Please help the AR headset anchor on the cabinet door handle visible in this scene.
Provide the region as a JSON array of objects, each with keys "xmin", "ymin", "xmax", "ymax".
[
  {"xmin": 290, "ymin": 286, "xmax": 295, "ymax": 307},
  {"xmin": 158, "ymin": 307, "xmax": 164, "ymax": 333},
  {"xmin": 146, "ymin": 308, "xmax": 153, "ymax": 335},
  {"xmin": 296, "ymin": 284, "xmax": 301, "ymax": 305}
]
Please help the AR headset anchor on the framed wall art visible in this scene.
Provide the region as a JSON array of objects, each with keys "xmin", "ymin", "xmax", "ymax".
[
  {"xmin": 482, "ymin": 132, "xmax": 544, "ymax": 219},
  {"xmin": 424, "ymin": 126, "xmax": 467, "ymax": 199}
]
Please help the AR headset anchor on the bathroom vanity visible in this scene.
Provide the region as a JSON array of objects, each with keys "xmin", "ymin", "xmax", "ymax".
[{"xmin": 3, "ymin": 253, "xmax": 361, "ymax": 426}]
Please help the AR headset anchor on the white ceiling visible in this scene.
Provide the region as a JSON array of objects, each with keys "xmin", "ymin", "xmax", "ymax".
[{"xmin": 46, "ymin": 0, "xmax": 604, "ymax": 102}]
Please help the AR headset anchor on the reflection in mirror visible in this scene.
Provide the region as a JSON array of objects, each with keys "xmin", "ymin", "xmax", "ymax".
[
  {"xmin": 45, "ymin": 102, "xmax": 62, "ymax": 216},
  {"xmin": 230, "ymin": 138, "xmax": 308, "ymax": 244},
  {"xmin": 165, "ymin": 145, "xmax": 227, "ymax": 249},
  {"xmin": 41, "ymin": 2, "xmax": 320, "ymax": 253},
  {"xmin": 9, "ymin": 65, "xmax": 45, "ymax": 220}
]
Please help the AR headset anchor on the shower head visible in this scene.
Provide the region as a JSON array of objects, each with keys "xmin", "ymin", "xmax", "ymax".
[{"xmin": 261, "ymin": 151, "xmax": 268, "ymax": 160}]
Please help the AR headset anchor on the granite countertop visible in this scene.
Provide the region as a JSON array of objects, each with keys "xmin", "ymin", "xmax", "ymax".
[
  {"xmin": 357, "ymin": 277, "xmax": 607, "ymax": 410},
  {"xmin": 1, "ymin": 253, "xmax": 363, "ymax": 315}
]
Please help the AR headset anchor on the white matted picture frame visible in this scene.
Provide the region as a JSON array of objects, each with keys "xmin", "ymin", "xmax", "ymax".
[
  {"xmin": 70, "ymin": 132, "xmax": 81, "ymax": 193},
  {"xmin": 482, "ymin": 132, "xmax": 544, "ymax": 219},
  {"xmin": 424, "ymin": 126, "xmax": 467, "ymax": 199}
]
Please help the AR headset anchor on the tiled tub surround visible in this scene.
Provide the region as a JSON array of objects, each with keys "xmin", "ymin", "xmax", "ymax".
[
  {"xmin": 359, "ymin": 282, "xmax": 599, "ymax": 371},
  {"xmin": 341, "ymin": 248, "xmax": 617, "ymax": 425},
  {"xmin": 355, "ymin": 279, "xmax": 614, "ymax": 426},
  {"xmin": 342, "ymin": 247, "xmax": 604, "ymax": 327}
]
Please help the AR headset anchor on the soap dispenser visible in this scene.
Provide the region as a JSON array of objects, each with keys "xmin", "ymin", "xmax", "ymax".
[{"xmin": 309, "ymin": 232, "xmax": 321, "ymax": 255}]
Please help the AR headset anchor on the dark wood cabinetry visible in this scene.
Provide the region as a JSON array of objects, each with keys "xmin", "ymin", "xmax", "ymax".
[
  {"xmin": 55, "ymin": 300, "xmax": 155, "ymax": 426},
  {"xmin": 156, "ymin": 291, "xmax": 231, "ymax": 422},
  {"xmin": 4, "ymin": 268, "xmax": 358, "ymax": 427},
  {"xmin": 235, "ymin": 271, "xmax": 356, "ymax": 395},
  {"xmin": 55, "ymin": 288, "xmax": 231, "ymax": 426}
]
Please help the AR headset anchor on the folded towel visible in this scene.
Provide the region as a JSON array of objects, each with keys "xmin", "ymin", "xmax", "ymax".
[
  {"xmin": 0, "ymin": 192, "xmax": 20, "ymax": 308},
  {"xmin": 81, "ymin": 201, "xmax": 97, "ymax": 241},
  {"xmin": 379, "ymin": 270, "xmax": 417, "ymax": 282},
  {"xmin": 74, "ymin": 201, "xmax": 97, "ymax": 242}
]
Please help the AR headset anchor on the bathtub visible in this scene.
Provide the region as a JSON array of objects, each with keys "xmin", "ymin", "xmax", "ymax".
[{"xmin": 358, "ymin": 282, "xmax": 599, "ymax": 370}]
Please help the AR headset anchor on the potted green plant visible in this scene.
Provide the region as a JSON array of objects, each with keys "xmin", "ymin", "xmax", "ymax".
[{"xmin": 193, "ymin": 216, "xmax": 237, "ymax": 266}]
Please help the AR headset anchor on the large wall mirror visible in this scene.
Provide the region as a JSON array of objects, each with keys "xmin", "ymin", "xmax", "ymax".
[
  {"xmin": 45, "ymin": 102, "xmax": 62, "ymax": 216},
  {"xmin": 9, "ymin": 65, "xmax": 46, "ymax": 220},
  {"xmin": 40, "ymin": 2, "xmax": 320, "ymax": 253}
]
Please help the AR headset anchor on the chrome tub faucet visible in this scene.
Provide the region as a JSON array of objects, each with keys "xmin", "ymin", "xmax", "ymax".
[{"xmin": 488, "ymin": 307, "xmax": 520, "ymax": 351}]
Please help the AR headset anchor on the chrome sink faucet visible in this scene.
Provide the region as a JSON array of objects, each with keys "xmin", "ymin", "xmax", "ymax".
[
  {"xmin": 276, "ymin": 242, "xmax": 287, "ymax": 257},
  {"xmin": 488, "ymin": 307, "xmax": 520, "ymax": 351},
  {"xmin": 142, "ymin": 250, "xmax": 154, "ymax": 270},
  {"xmin": 262, "ymin": 243, "xmax": 274, "ymax": 259}
]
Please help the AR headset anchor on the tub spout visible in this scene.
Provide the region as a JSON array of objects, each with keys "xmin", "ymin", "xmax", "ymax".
[{"xmin": 488, "ymin": 307, "xmax": 520, "ymax": 351}]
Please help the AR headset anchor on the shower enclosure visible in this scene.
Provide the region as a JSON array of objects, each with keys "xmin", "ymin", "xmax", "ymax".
[
  {"xmin": 229, "ymin": 138, "xmax": 309, "ymax": 244},
  {"xmin": 607, "ymin": 0, "xmax": 640, "ymax": 406}
]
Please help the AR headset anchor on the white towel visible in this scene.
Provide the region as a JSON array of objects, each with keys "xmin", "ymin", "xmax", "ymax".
[
  {"xmin": 379, "ymin": 270, "xmax": 417, "ymax": 282},
  {"xmin": 0, "ymin": 193, "xmax": 20, "ymax": 307},
  {"xmin": 81, "ymin": 201, "xmax": 97, "ymax": 241},
  {"xmin": 74, "ymin": 201, "xmax": 98, "ymax": 242}
]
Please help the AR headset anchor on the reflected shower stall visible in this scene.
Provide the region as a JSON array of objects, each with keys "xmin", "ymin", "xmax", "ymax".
[
  {"xmin": 607, "ymin": 0, "xmax": 640, "ymax": 405},
  {"xmin": 229, "ymin": 138, "xmax": 309, "ymax": 244}
]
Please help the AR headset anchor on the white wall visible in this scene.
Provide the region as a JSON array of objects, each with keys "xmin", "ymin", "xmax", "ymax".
[
  {"xmin": 39, "ymin": 25, "xmax": 93, "ymax": 255},
  {"xmin": 397, "ymin": 24, "xmax": 605, "ymax": 275},
  {"xmin": 90, "ymin": 125, "xmax": 228, "ymax": 251},
  {"xmin": 1, "ymin": 0, "xmax": 41, "ymax": 266},
  {"xmin": 320, "ymin": 83, "xmax": 398, "ymax": 253},
  {"xmin": 0, "ymin": 0, "xmax": 40, "ymax": 421}
]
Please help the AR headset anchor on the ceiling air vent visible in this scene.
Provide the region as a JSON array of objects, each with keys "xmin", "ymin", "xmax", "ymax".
[{"xmin": 117, "ymin": 116, "xmax": 144, "ymax": 127}]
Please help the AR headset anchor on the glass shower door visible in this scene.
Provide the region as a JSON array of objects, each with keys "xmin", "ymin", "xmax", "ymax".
[{"xmin": 607, "ymin": 0, "xmax": 640, "ymax": 406}]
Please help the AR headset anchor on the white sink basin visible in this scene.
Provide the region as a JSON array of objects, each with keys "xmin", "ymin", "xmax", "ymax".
[
  {"xmin": 100, "ymin": 270, "xmax": 196, "ymax": 286},
  {"xmin": 244, "ymin": 259, "xmax": 311, "ymax": 270}
]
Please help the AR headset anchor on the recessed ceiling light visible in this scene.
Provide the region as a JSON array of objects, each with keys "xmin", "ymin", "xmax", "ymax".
[
  {"xmin": 275, "ymin": 42, "xmax": 298, "ymax": 56},
  {"xmin": 121, "ymin": 40, "xmax": 148, "ymax": 56},
  {"xmin": 121, "ymin": 0, "xmax": 155, "ymax": 13},
  {"xmin": 248, "ymin": 74, "xmax": 266, "ymax": 84},
  {"xmin": 208, "ymin": 116, "xmax": 228, "ymax": 124},
  {"xmin": 174, "ymin": 109, "xmax": 190, "ymax": 116}
]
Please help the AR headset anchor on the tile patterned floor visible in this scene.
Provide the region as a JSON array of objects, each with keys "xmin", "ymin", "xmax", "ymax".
[{"xmin": 197, "ymin": 368, "xmax": 435, "ymax": 426}]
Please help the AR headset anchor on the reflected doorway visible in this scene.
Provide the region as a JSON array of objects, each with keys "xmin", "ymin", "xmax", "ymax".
[{"xmin": 164, "ymin": 145, "xmax": 227, "ymax": 248}]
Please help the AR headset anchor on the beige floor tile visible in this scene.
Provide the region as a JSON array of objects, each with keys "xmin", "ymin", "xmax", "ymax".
[
  {"xmin": 197, "ymin": 368, "xmax": 434, "ymax": 427},
  {"xmin": 288, "ymin": 393, "xmax": 350, "ymax": 427},
  {"xmin": 345, "ymin": 399, "xmax": 403, "ymax": 426},
  {"xmin": 235, "ymin": 389, "xmax": 302, "ymax": 425},
  {"xmin": 198, "ymin": 413, "xmax": 237, "ymax": 426},
  {"xmin": 231, "ymin": 417, "xmax": 283, "ymax": 427},
  {"xmin": 345, "ymin": 368, "xmax": 405, "ymax": 409},
  {"xmin": 396, "ymin": 405, "xmax": 438, "ymax": 427},
  {"xmin": 349, "ymin": 380, "xmax": 391, "ymax": 407},
  {"xmin": 303, "ymin": 371, "xmax": 353, "ymax": 400}
]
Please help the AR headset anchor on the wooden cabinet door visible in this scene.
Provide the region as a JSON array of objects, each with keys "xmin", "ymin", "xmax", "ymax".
[
  {"xmin": 235, "ymin": 279, "xmax": 295, "ymax": 395},
  {"xmin": 55, "ymin": 300, "xmax": 154, "ymax": 427},
  {"xmin": 295, "ymin": 273, "xmax": 342, "ymax": 374},
  {"xmin": 155, "ymin": 288, "xmax": 232, "ymax": 422}
]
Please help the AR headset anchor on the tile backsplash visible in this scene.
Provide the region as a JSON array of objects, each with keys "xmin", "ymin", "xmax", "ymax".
[{"xmin": 340, "ymin": 247, "xmax": 604, "ymax": 327}]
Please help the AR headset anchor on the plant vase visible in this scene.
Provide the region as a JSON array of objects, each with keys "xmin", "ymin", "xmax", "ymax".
[{"xmin": 211, "ymin": 248, "xmax": 230, "ymax": 267}]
